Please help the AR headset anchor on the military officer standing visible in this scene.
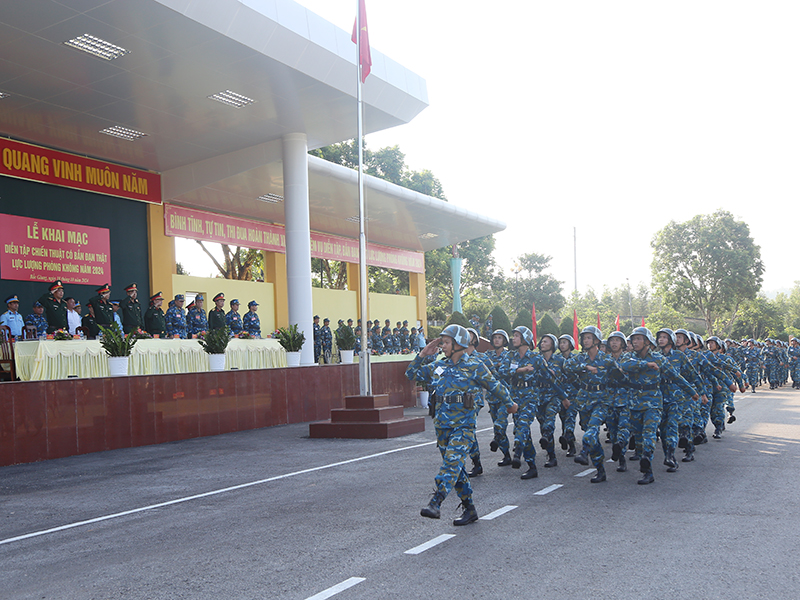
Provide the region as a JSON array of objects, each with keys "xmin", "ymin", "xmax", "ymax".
[
  {"xmin": 37, "ymin": 280, "xmax": 69, "ymax": 333},
  {"xmin": 187, "ymin": 295, "xmax": 209, "ymax": 337},
  {"xmin": 165, "ymin": 294, "xmax": 188, "ymax": 338},
  {"xmin": 242, "ymin": 301, "xmax": 261, "ymax": 336},
  {"xmin": 25, "ymin": 301, "xmax": 48, "ymax": 337},
  {"xmin": 406, "ymin": 325, "xmax": 517, "ymax": 525},
  {"xmin": 120, "ymin": 283, "xmax": 144, "ymax": 333},
  {"xmin": 87, "ymin": 283, "xmax": 114, "ymax": 329},
  {"xmin": 313, "ymin": 315, "xmax": 322, "ymax": 362},
  {"xmin": 226, "ymin": 299, "xmax": 243, "ymax": 335},
  {"xmin": 1, "ymin": 295, "xmax": 25, "ymax": 338},
  {"xmin": 208, "ymin": 293, "xmax": 226, "ymax": 330},
  {"xmin": 144, "ymin": 292, "xmax": 166, "ymax": 337}
]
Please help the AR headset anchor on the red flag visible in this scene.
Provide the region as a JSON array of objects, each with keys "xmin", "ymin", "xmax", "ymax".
[
  {"xmin": 597, "ymin": 312, "xmax": 601, "ymax": 330},
  {"xmin": 351, "ymin": 0, "xmax": 372, "ymax": 82},
  {"xmin": 641, "ymin": 317, "xmax": 646, "ymax": 327},
  {"xmin": 531, "ymin": 302, "xmax": 538, "ymax": 347},
  {"xmin": 615, "ymin": 314, "xmax": 620, "ymax": 331},
  {"xmin": 573, "ymin": 309, "xmax": 579, "ymax": 343}
]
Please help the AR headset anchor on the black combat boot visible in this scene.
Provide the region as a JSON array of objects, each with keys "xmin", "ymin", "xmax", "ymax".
[
  {"xmin": 420, "ymin": 490, "xmax": 446, "ymax": 519},
  {"xmin": 590, "ymin": 464, "xmax": 606, "ymax": 483},
  {"xmin": 611, "ymin": 442, "xmax": 622, "ymax": 462},
  {"xmin": 511, "ymin": 450, "xmax": 522, "ymax": 469},
  {"xmin": 489, "ymin": 439, "xmax": 499, "ymax": 452},
  {"xmin": 497, "ymin": 452, "xmax": 512, "ymax": 467},
  {"xmin": 727, "ymin": 407, "xmax": 736, "ymax": 424},
  {"xmin": 467, "ymin": 458, "xmax": 483, "ymax": 477},
  {"xmin": 666, "ymin": 450, "xmax": 678, "ymax": 473},
  {"xmin": 539, "ymin": 437, "xmax": 549, "ymax": 450},
  {"xmin": 637, "ymin": 470, "xmax": 655, "ymax": 485},
  {"xmin": 712, "ymin": 427, "xmax": 722, "ymax": 439},
  {"xmin": 559, "ymin": 435, "xmax": 569, "ymax": 450},
  {"xmin": 628, "ymin": 436, "xmax": 637, "ymax": 451},
  {"xmin": 573, "ymin": 448, "xmax": 589, "ymax": 466},
  {"xmin": 453, "ymin": 501, "xmax": 478, "ymax": 526},
  {"xmin": 520, "ymin": 461, "xmax": 538, "ymax": 479},
  {"xmin": 682, "ymin": 446, "xmax": 695, "ymax": 462},
  {"xmin": 678, "ymin": 436, "xmax": 688, "ymax": 449},
  {"xmin": 544, "ymin": 447, "xmax": 558, "ymax": 468},
  {"xmin": 566, "ymin": 440, "xmax": 577, "ymax": 457},
  {"xmin": 616, "ymin": 454, "xmax": 627, "ymax": 472},
  {"xmin": 638, "ymin": 457, "xmax": 654, "ymax": 484}
]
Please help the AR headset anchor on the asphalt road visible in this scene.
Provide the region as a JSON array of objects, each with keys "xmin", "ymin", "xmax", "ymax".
[{"xmin": 2, "ymin": 385, "xmax": 799, "ymax": 600}]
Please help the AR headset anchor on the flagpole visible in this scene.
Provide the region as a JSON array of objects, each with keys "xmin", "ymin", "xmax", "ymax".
[{"xmin": 356, "ymin": 0, "xmax": 371, "ymax": 396}]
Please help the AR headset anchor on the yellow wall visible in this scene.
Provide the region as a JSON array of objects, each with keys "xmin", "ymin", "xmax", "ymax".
[
  {"xmin": 368, "ymin": 292, "xmax": 420, "ymax": 328},
  {"xmin": 147, "ymin": 204, "xmax": 176, "ymax": 300},
  {"xmin": 263, "ymin": 251, "xmax": 288, "ymax": 328},
  {"xmin": 172, "ymin": 274, "xmax": 275, "ymax": 334}
]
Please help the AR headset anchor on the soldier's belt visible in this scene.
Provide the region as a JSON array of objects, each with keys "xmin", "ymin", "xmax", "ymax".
[
  {"xmin": 511, "ymin": 380, "xmax": 535, "ymax": 389},
  {"xmin": 581, "ymin": 383, "xmax": 606, "ymax": 392},
  {"xmin": 628, "ymin": 382, "xmax": 660, "ymax": 391},
  {"xmin": 433, "ymin": 393, "xmax": 476, "ymax": 406}
]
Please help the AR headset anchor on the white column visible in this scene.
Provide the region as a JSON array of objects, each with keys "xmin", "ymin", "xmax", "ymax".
[{"xmin": 282, "ymin": 133, "xmax": 315, "ymax": 366}]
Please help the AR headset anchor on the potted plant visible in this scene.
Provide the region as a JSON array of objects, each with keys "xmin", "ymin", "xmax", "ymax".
[
  {"xmin": 335, "ymin": 326, "xmax": 357, "ymax": 364},
  {"xmin": 275, "ymin": 324, "xmax": 305, "ymax": 366},
  {"xmin": 198, "ymin": 326, "xmax": 231, "ymax": 371},
  {"xmin": 98, "ymin": 323, "xmax": 139, "ymax": 376}
]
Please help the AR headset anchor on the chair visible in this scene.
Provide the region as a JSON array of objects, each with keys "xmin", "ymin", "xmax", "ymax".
[
  {"xmin": 76, "ymin": 326, "xmax": 90, "ymax": 339},
  {"xmin": 0, "ymin": 325, "xmax": 16, "ymax": 381},
  {"xmin": 24, "ymin": 324, "xmax": 38, "ymax": 340}
]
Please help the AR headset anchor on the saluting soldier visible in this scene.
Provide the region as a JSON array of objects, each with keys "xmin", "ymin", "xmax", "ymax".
[
  {"xmin": 87, "ymin": 283, "xmax": 114, "ymax": 328},
  {"xmin": 187, "ymin": 295, "xmax": 209, "ymax": 337},
  {"xmin": 144, "ymin": 292, "xmax": 166, "ymax": 337},
  {"xmin": 165, "ymin": 294, "xmax": 187, "ymax": 338},
  {"xmin": 120, "ymin": 283, "xmax": 144, "ymax": 333},
  {"xmin": 406, "ymin": 325, "xmax": 518, "ymax": 526},
  {"xmin": 37, "ymin": 280, "xmax": 69, "ymax": 333},
  {"xmin": 242, "ymin": 301, "xmax": 261, "ymax": 337},
  {"xmin": 225, "ymin": 299, "xmax": 243, "ymax": 335},
  {"xmin": 208, "ymin": 293, "xmax": 226, "ymax": 330}
]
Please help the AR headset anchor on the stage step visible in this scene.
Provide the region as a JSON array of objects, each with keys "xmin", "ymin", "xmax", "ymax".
[{"xmin": 309, "ymin": 394, "xmax": 425, "ymax": 439}]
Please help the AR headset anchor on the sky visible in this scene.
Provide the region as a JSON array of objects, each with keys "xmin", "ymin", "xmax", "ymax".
[{"xmin": 181, "ymin": 1, "xmax": 799, "ymax": 297}]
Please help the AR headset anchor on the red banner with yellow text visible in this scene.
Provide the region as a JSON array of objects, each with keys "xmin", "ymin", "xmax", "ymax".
[
  {"xmin": 0, "ymin": 138, "xmax": 161, "ymax": 204},
  {"xmin": 164, "ymin": 204, "xmax": 424, "ymax": 273},
  {"xmin": 0, "ymin": 214, "xmax": 111, "ymax": 285}
]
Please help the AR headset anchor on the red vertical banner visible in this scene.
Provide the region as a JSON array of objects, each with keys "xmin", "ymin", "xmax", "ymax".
[
  {"xmin": 531, "ymin": 302, "xmax": 537, "ymax": 347},
  {"xmin": 351, "ymin": 0, "xmax": 372, "ymax": 82},
  {"xmin": 597, "ymin": 312, "xmax": 601, "ymax": 330},
  {"xmin": 641, "ymin": 317, "xmax": 646, "ymax": 327},
  {"xmin": 573, "ymin": 309, "xmax": 579, "ymax": 343},
  {"xmin": 615, "ymin": 314, "xmax": 620, "ymax": 331}
]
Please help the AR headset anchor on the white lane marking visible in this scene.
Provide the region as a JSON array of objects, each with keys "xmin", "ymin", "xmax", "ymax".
[
  {"xmin": 305, "ymin": 577, "xmax": 366, "ymax": 600},
  {"xmin": 404, "ymin": 534, "xmax": 456, "ymax": 555},
  {"xmin": 1, "ymin": 438, "xmax": 443, "ymax": 547},
  {"xmin": 533, "ymin": 484, "xmax": 563, "ymax": 496},
  {"xmin": 480, "ymin": 505, "xmax": 518, "ymax": 520},
  {"xmin": 575, "ymin": 468, "xmax": 596, "ymax": 477}
]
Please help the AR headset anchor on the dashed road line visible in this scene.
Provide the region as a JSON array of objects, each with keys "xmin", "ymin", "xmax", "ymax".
[
  {"xmin": 480, "ymin": 505, "xmax": 518, "ymax": 520},
  {"xmin": 575, "ymin": 468, "xmax": 596, "ymax": 477},
  {"xmin": 533, "ymin": 484, "xmax": 563, "ymax": 496},
  {"xmin": 305, "ymin": 577, "xmax": 366, "ymax": 600},
  {"xmin": 404, "ymin": 534, "xmax": 456, "ymax": 555}
]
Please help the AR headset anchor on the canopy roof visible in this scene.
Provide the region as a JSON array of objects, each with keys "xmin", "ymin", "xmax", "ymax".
[{"xmin": 0, "ymin": 0, "xmax": 505, "ymax": 252}]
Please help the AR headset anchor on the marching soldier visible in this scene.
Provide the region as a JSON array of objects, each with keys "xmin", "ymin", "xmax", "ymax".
[{"xmin": 406, "ymin": 325, "xmax": 517, "ymax": 526}]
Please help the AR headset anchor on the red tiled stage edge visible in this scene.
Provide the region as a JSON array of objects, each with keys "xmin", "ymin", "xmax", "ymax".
[{"xmin": 0, "ymin": 361, "xmax": 416, "ymax": 466}]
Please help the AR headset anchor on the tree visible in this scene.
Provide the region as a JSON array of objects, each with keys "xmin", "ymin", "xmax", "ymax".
[
  {"xmin": 651, "ymin": 210, "xmax": 763, "ymax": 335},
  {"xmin": 728, "ymin": 295, "xmax": 783, "ymax": 340},
  {"xmin": 559, "ymin": 315, "xmax": 574, "ymax": 337},
  {"xmin": 446, "ymin": 311, "xmax": 470, "ymax": 328},
  {"xmin": 196, "ymin": 242, "xmax": 263, "ymax": 281},
  {"xmin": 489, "ymin": 306, "xmax": 513, "ymax": 336},
  {"xmin": 505, "ymin": 253, "xmax": 565, "ymax": 315},
  {"xmin": 512, "ymin": 309, "xmax": 531, "ymax": 330},
  {"xmin": 538, "ymin": 313, "xmax": 560, "ymax": 337}
]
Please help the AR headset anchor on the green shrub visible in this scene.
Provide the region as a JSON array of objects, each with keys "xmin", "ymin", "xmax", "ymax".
[
  {"xmin": 488, "ymin": 306, "xmax": 512, "ymax": 336},
  {"xmin": 512, "ymin": 309, "xmax": 532, "ymax": 330},
  {"xmin": 275, "ymin": 324, "xmax": 305, "ymax": 352},
  {"xmin": 198, "ymin": 326, "xmax": 231, "ymax": 354},
  {"xmin": 98, "ymin": 323, "xmax": 139, "ymax": 357},
  {"xmin": 538, "ymin": 313, "xmax": 560, "ymax": 337},
  {"xmin": 446, "ymin": 311, "xmax": 470, "ymax": 328},
  {"xmin": 559, "ymin": 316, "xmax": 575, "ymax": 336}
]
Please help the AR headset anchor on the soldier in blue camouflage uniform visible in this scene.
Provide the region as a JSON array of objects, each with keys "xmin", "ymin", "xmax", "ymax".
[
  {"xmin": 225, "ymin": 299, "xmax": 243, "ymax": 335},
  {"xmin": 486, "ymin": 329, "xmax": 513, "ymax": 466},
  {"xmin": 499, "ymin": 326, "xmax": 567, "ymax": 480},
  {"xmin": 320, "ymin": 318, "xmax": 333, "ymax": 363},
  {"xmin": 370, "ymin": 323, "xmax": 384, "ymax": 355},
  {"xmin": 605, "ymin": 331, "xmax": 631, "ymax": 472},
  {"xmin": 621, "ymin": 327, "xmax": 697, "ymax": 484},
  {"xmin": 655, "ymin": 328, "xmax": 701, "ymax": 473},
  {"xmin": 675, "ymin": 330, "xmax": 717, "ymax": 460},
  {"xmin": 789, "ymin": 338, "xmax": 800, "ymax": 388},
  {"xmin": 242, "ymin": 301, "xmax": 261, "ymax": 336},
  {"xmin": 535, "ymin": 334, "xmax": 569, "ymax": 468},
  {"xmin": 399, "ymin": 321, "xmax": 410, "ymax": 353},
  {"xmin": 564, "ymin": 326, "xmax": 619, "ymax": 483},
  {"xmin": 742, "ymin": 339, "xmax": 761, "ymax": 393},
  {"xmin": 464, "ymin": 328, "xmax": 492, "ymax": 477},
  {"xmin": 165, "ymin": 294, "xmax": 188, "ymax": 338},
  {"xmin": 706, "ymin": 336, "xmax": 743, "ymax": 438},
  {"xmin": 312, "ymin": 316, "xmax": 321, "ymax": 362},
  {"xmin": 187, "ymin": 295, "xmax": 209, "ymax": 337},
  {"xmin": 557, "ymin": 334, "xmax": 580, "ymax": 457},
  {"xmin": 25, "ymin": 301, "xmax": 48, "ymax": 337},
  {"xmin": 406, "ymin": 325, "xmax": 517, "ymax": 526}
]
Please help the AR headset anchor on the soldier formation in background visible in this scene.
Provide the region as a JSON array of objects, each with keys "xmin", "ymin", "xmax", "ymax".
[{"xmin": 406, "ymin": 321, "xmax": 800, "ymax": 525}]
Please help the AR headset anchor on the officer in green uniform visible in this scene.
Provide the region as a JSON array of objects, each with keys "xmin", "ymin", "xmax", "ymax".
[
  {"xmin": 208, "ymin": 292, "xmax": 227, "ymax": 330},
  {"xmin": 144, "ymin": 292, "xmax": 166, "ymax": 336},
  {"xmin": 87, "ymin": 283, "xmax": 114, "ymax": 328},
  {"xmin": 120, "ymin": 282, "xmax": 144, "ymax": 333},
  {"xmin": 37, "ymin": 280, "xmax": 68, "ymax": 333}
]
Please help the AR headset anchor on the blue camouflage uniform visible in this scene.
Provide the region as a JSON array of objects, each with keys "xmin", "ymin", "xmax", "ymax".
[
  {"xmin": 225, "ymin": 310, "xmax": 243, "ymax": 335},
  {"xmin": 535, "ymin": 351, "xmax": 570, "ymax": 464},
  {"xmin": 657, "ymin": 346, "xmax": 700, "ymax": 463},
  {"xmin": 320, "ymin": 323, "xmax": 332, "ymax": 363},
  {"xmin": 165, "ymin": 304, "xmax": 187, "ymax": 338},
  {"xmin": 485, "ymin": 347, "xmax": 511, "ymax": 459},
  {"xmin": 242, "ymin": 311, "xmax": 261, "ymax": 337},
  {"xmin": 406, "ymin": 350, "xmax": 514, "ymax": 512},
  {"xmin": 25, "ymin": 310, "xmax": 48, "ymax": 337},
  {"xmin": 187, "ymin": 304, "xmax": 209, "ymax": 337},
  {"xmin": 789, "ymin": 342, "xmax": 800, "ymax": 387},
  {"xmin": 557, "ymin": 349, "xmax": 581, "ymax": 454},
  {"xmin": 604, "ymin": 350, "xmax": 632, "ymax": 464}
]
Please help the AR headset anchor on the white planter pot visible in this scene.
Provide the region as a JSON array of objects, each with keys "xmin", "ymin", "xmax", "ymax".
[
  {"xmin": 340, "ymin": 349, "xmax": 354, "ymax": 364},
  {"xmin": 208, "ymin": 353, "xmax": 226, "ymax": 372},
  {"xmin": 286, "ymin": 351, "xmax": 302, "ymax": 367},
  {"xmin": 108, "ymin": 356, "xmax": 129, "ymax": 377},
  {"xmin": 418, "ymin": 391, "xmax": 429, "ymax": 408}
]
